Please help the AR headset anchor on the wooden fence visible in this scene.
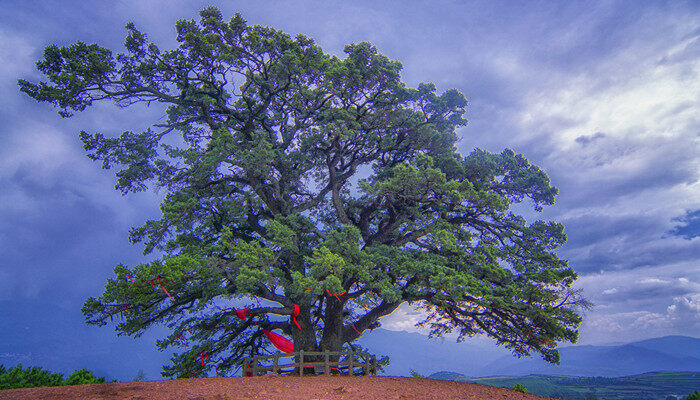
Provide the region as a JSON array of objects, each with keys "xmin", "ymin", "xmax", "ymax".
[{"xmin": 242, "ymin": 350, "xmax": 377, "ymax": 377}]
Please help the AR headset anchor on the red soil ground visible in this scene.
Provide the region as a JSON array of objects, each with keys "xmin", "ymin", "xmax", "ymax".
[{"xmin": 0, "ymin": 375, "xmax": 563, "ymax": 400}]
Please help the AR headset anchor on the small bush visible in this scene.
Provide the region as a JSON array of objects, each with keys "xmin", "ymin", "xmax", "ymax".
[
  {"xmin": 0, "ymin": 364, "xmax": 106, "ymax": 390},
  {"xmin": 0, "ymin": 364, "xmax": 63, "ymax": 390},
  {"xmin": 409, "ymin": 369, "xmax": 424, "ymax": 378},
  {"xmin": 133, "ymin": 369, "xmax": 147, "ymax": 382},
  {"xmin": 512, "ymin": 383, "xmax": 528, "ymax": 393},
  {"xmin": 63, "ymin": 368, "xmax": 105, "ymax": 386},
  {"xmin": 687, "ymin": 391, "xmax": 700, "ymax": 400}
]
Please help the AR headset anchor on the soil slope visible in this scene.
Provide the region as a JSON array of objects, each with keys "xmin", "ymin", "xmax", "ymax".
[{"xmin": 0, "ymin": 375, "xmax": 561, "ymax": 400}]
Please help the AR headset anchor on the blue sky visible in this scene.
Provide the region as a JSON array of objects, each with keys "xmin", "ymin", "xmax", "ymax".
[{"xmin": 0, "ymin": 0, "xmax": 698, "ymax": 379}]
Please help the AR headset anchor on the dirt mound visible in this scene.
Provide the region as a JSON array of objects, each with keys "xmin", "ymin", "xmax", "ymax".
[{"xmin": 0, "ymin": 375, "xmax": 560, "ymax": 400}]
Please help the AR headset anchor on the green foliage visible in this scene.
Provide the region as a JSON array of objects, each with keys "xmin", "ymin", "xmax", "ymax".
[
  {"xmin": 0, "ymin": 364, "xmax": 63, "ymax": 390},
  {"xmin": 687, "ymin": 390, "xmax": 700, "ymax": 400},
  {"xmin": 512, "ymin": 383, "xmax": 528, "ymax": 393},
  {"xmin": 0, "ymin": 364, "xmax": 106, "ymax": 390},
  {"xmin": 63, "ymin": 368, "xmax": 105, "ymax": 386},
  {"xmin": 20, "ymin": 6, "xmax": 589, "ymax": 378}
]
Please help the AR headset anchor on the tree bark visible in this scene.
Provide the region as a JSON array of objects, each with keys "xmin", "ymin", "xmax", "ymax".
[
  {"xmin": 319, "ymin": 297, "xmax": 345, "ymax": 352},
  {"xmin": 290, "ymin": 304, "xmax": 319, "ymax": 352}
]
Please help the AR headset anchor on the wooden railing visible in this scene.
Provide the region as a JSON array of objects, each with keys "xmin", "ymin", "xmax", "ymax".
[{"xmin": 242, "ymin": 350, "xmax": 377, "ymax": 377}]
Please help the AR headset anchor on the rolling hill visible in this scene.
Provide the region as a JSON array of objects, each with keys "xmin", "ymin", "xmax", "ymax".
[
  {"xmin": 428, "ymin": 371, "xmax": 700, "ymax": 400},
  {"xmin": 481, "ymin": 339, "xmax": 700, "ymax": 377},
  {"xmin": 357, "ymin": 330, "xmax": 700, "ymax": 378}
]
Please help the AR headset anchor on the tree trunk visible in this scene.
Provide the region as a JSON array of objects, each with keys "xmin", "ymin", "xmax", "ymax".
[
  {"xmin": 290, "ymin": 304, "xmax": 318, "ymax": 352},
  {"xmin": 319, "ymin": 298, "xmax": 345, "ymax": 352}
]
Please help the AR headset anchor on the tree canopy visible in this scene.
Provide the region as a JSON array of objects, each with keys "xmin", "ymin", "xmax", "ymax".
[{"xmin": 19, "ymin": 7, "xmax": 589, "ymax": 378}]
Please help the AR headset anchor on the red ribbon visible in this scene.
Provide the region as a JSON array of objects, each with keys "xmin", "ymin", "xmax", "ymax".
[
  {"xmin": 125, "ymin": 274, "xmax": 136, "ymax": 283},
  {"xmin": 262, "ymin": 329, "xmax": 294, "ymax": 353},
  {"xmin": 326, "ymin": 289, "xmax": 346, "ymax": 302},
  {"xmin": 175, "ymin": 332, "xmax": 189, "ymax": 347},
  {"xmin": 236, "ymin": 308, "xmax": 248, "ymax": 320},
  {"xmin": 352, "ymin": 323, "xmax": 361, "ymax": 335},
  {"xmin": 200, "ymin": 352, "xmax": 209, "ymax": 366},
  {"xmin": 157, "ymin": 276, "xmax": 175, "ymax": 301},
  {"xmin": 292, "ymin": 304, "xmax": 301, "ymax": 330}
]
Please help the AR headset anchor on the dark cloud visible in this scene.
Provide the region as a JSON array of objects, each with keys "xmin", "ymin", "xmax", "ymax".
[
  {"xmin": 549, "ymin": 135, "xmax": 698, "ymax": 210},
  {"xmin": 575, "ymin": 132, "xmax": 606, "ymax": 146},
  {"xmin": 562, "ymin": 228, "xmax": 699, "ymax": 274},
  {"xmin": 599, "ymin": 278, "xmax": 698, "ymax": 305},
  {"xmin": 668, "ymin": 209, "xmax": 700, "ymax": 240}
]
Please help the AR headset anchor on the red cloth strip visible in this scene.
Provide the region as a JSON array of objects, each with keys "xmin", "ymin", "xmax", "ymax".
[
  {"xmin": 262, "ymin": 329, "xmax": 294, "ymax": 353},
  {"xmin": 326, "ymin": 289, "xmax": 345, "ymax": 302},
  {"xmin": 125, "ymin": 274, "xmax": 136, "ymax": 283},
  {"xmin": 352, "ymin": 323, "xmax": 361, "ymax": 335},
  {"xmin": 292, "ymin": 304, "xmax": 301, "ymax": 330},
  {"xmin": 236, "ymin": 308, "xmax": 248, "ymax": 320},
  {"xmin": 157, "ymin": 276, "xmax": 175, "ymax": 301}
]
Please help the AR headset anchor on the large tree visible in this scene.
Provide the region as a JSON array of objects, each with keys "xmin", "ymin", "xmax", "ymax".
[{"xmin": 19, "ymin": 7, "xmax": 589, "ymax": 377}]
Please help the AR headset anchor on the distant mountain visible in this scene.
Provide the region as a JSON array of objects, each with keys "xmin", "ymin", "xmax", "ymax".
[
  {"xmin": 632, "ymin": 336, "xmax": 700, "ymax": 360},
  {"xmin": 482, "ymin": 337, "xmax": 700, "ymax": 377},
  {"xmin": 428, "ymin": 371, "xmax": 700, "ymax": 400},
  {"xmin": 359, "ymin": 330, "xmax": 700, "ymax": 378}
]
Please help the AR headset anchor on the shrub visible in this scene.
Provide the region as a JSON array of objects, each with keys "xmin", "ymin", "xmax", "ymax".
[
  {"xmin": 133, "ymin": 369, "xmax": 147, "ymax": 382},
  {"xmin": 409, "ymin": 369, "xmax": 424, "ymax": 378},
  {"xmin": 63, "ymin": 368, "xmax": 105, "ymax": 386},
  {"xmin": 512, "ymin": 383, "xmax": 528, "ymax": 393},
  {"xmin": 0, "ymin": 364, "xmax": 63, "ymax": 390},
  {"xmin": 687, "ymin": 391, "xmax": 700, "ymax": 400},
  {"xmin": 0, "ymin": 364, "xmax": 107, "ymax": 390}
]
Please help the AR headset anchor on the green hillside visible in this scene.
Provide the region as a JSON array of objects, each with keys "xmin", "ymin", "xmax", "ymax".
[{"xmin": 429, "ymin": 371, "xmax": 700, "ymax": 400}]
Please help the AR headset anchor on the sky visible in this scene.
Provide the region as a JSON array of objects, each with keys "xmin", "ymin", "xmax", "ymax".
[{"xmin": 0, "ymin": 0, "xmax": 698, "ymax": 380}]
